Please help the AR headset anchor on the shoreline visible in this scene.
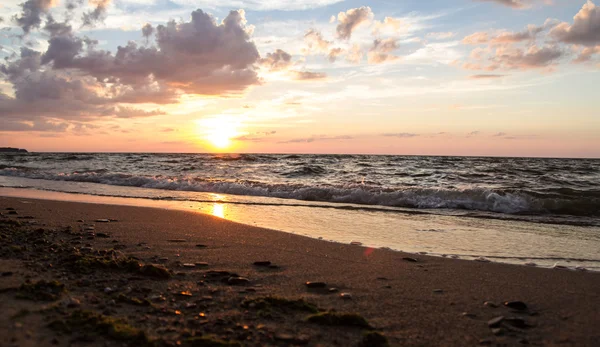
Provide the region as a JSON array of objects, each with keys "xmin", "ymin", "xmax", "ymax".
[
  {"xmin": 2, "ymin": 186, "xmax": 600, "ymax": 272},
  {"xmin": 1, "ymin": 196, "xmax": 600, "ymax": 346}
]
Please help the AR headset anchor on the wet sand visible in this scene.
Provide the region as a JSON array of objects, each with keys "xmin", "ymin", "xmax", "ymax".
[{"xmin": 1, "ymin": 196, "xmax": 599, "ymax": 346}]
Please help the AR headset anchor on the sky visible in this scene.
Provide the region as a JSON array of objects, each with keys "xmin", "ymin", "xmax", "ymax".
[{"xmin": 0, "ymin": 0, "xmax": 599, "ymax": 157}]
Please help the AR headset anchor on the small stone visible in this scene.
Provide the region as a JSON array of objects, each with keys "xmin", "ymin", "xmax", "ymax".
[
  {"xmin": 104, "ymin": 287, "xmax": 113, "ymax": 294},
  {"xmin": 95, "ymin": 219, "xmax": 110, "ymax": 223},
  {"xmin": 402, "ymin": 257, "xmax": 418, "ymax": 262},
  {"xmin": 487, "ymin": 316, "xmax": 504, "ymax": 328},
  {"xmin": 340, "ymin": 293, "xmax": 352, "ymax": 300},
  {"xmin": 84, "ymin": 227, "xmax": 95, "ymax": 231},
  {"xmin": 159, "ymin": 257, "xmax": 169, "ymax": 262},
  {"xmin": 474, "ymin": 257, "xmax": 491, "ymax": 263},
  {"xmin": 253, "ymin": 261, "xmax": 271, "ymax": 267},
  {"xmin": 167, "ymin": 239, "xmax": 187, "ymax": 243},
  {"xmin": 195, "ymin": 262, "xmax": 209, "ymax": 267},
  {"xmin": 504, "ymin": 301, "xmax": 528, "ymax": 311},
  {"xmin": 65, "ymin": 297, "xmax": 81, "ymax": 308},
  {"xmin": 182, "ymin": 263, "xmax": 196, "ymax": 268},
  {"xmin": 504, "ymin": 317, "xmax": 529, "ymax": 329},
  {"xmin": 328, "ymin": 288, "xmax": 339, "ymax": 293},
  {"xmin": 228, "ymin": 277, "xmax": 250, "ymax": 285},
  {"xmin": 433, "ymin": 289, "xmax": 443, "ymax": 293},
  {"xmin": 450, "ymin": 255, "xmax": 459, "ymax": 259},
  {"xmin": 305, "ymin": 281, "xmax": 327, "ymax": 288},
  {"xmin": 462, "ymin": 312, "xmax": 476, "ymax": 318},
  {"xmin": 491, "ymin": 328, "xmax": 504, "ymax": 336},
  {"xmin": 350, "ymin": 241, "xmax": 362, "ymax": 246},
  {"xmin": 484, "ymin": 301, "xmax": 498, "ymax": 308},
  {"xmin": 175, "ymin": 291, "xmax": 193, "ymax": 297},
  {"xmin": 185, "ymin": 302, "xmax": 197, "ymax": 308}
]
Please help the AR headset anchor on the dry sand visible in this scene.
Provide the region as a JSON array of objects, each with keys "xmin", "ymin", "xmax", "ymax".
[{"xmin": 0, "ymin": 196, "xmax": 599, "ymax": 346}]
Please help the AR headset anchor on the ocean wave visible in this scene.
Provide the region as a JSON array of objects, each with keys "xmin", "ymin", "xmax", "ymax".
[{"xmin": 1, "ymin": 167, "xmax": 599, "ymax": 217}]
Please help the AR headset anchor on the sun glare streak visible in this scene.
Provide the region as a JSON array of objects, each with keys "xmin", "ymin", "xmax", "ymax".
[{"xmin": 212, "ymin": 203, "xmax": 225, "ymax": 218}]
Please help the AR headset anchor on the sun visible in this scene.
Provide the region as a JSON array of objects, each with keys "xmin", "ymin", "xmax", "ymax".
[{"xmin": 197, "ymin": 117, "xmax": 240, "ymax": 150}]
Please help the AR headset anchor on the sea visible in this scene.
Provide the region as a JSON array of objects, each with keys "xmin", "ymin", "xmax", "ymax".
[{"xmin": 1, "ymin": 152, "xmax": 599, "ymax": 270}]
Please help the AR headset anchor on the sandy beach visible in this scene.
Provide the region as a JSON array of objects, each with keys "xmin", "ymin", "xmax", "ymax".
[{"xmin": 1, "ymin": 196, "xmax": 599, "ymax": 346}]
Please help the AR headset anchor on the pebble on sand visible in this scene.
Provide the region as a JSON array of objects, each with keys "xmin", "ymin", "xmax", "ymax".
[
  {"xmin": 95, "ymin": 219, "xmax": 110, "ymax": 223},
  {"xmin": 340, "ymin": 293, "xmax": 353, "ymax": 300},
  {"xmin": 253, "ymin": 261, "xmax": 271, "ymax": 267},
  {"xmin": 305, "ymin": 281, "xmax": 327, "ymax": 288},
  {"xmin": 504, "ymin": 301, "xmax": 528, "ymax": 311},
  {"xmin": 167, "ymin": 239, "xmax": 187, "ymax": 243},
  {"xmin": 350, "ymin": 241, "xmax": 362, "ymax": 246},
  {"xmin": 228, "ymin": 277, "xmax": 250, "ymax": 285},
  {"xmin": 402, "ymin": 257, "xmax": 418, "ymax": 263},
  {"xmin": 487, "ymin": 316, "xmax": 504, "ymax": 328}
]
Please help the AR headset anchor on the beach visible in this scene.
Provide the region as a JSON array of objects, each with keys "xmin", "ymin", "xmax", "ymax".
[{"xmin": 1, "ymin": 196, "xmax": 599, "ymax": 346}]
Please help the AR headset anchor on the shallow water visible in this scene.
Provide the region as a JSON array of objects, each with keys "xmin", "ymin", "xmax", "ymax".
[{"xmin": 2, "ymin": 181, "xmax": 599, "ymax": 271}]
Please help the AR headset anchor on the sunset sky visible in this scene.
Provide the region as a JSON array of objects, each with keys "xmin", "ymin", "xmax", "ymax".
[{"xmin": 1, "ymin": 0, "xmax": 599, "ymax": 157}]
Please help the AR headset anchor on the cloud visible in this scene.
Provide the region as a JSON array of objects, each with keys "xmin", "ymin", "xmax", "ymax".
[
  {"xmin": 368, "ymin": 38, "xmax": 399, "ymax": 64},
  {"xmin": 43, "ymin": 15, "xmax": 72, "ymax": 37},
  {"xmin": 469, "ymin": 74, "xmax": 507, "ymax": 79},
  {"xmin": 382, "ymin": 133, "xmax": 419, "ymax": 138},
  {"xmin": 82, "ymin": 0, "xmax": 111, "ymax": 27},
  {"xmin": 550, "ymin": 0, "xmax": 600, "ymax": 46},
  {"xmin": 346, "ymin": 44, "xmax": 364, "ymax": 64},
  {"xmin": 474, "ymin": 0, "xmax": 540, "ymax": 9},
  {"xmin": 141, "ymin": 23, "xmax": 154, "ymax": 41},
  {"xmin": 41, "ymin": 9, "xmax": 261, "ymax": 95},
  {"xmin": 304, "ymin": 29, "xmax": 331, "ymax": 54},
  {"xmin": 0, "ymin": 8, "xmax": 275, "ymax": 132},
  {"xmin": 336, "ymin": 6, "xmax": 373, "ymax": 40},
  {"xmin": 171, "ymin": 0, "xmax": 345, "ymax": 11},
  {"xmin": 13, "ymin": 0, "xmax": 57, "ymax": 34},
  {"xmin": 327, "ymin": 47, "xmax": 344, "ymax": 62},
  {"xmin": 467, "ymin": 131, "xmax": 481, "ymax": 136},
  {"xmin": 573, "ymin": 45, "xmax": 600, "ymax": 63},
  {"xmin": 260, "ymin": 49, "xmax": 293, "ymax": 71},
  {"xmin": 290, "ymin": 71, "xmax": 327, "ymax": 80},
  {"xmin": 493, "ymin": 132, "xmax": 507, "ymax": 136},
  {"xmin": 463, "ymin": 32, "xmax": 490, "ymax": 45},
  {"xmin": 372, "ymin": 16, "xmax": 403, "ymax": 36}
]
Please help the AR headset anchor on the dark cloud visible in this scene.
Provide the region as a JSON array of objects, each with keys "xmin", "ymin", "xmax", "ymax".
[
  {"xmin": 259, "ymin": 49, "xmax": 292, "ymax": 71},
  {"xmin": 290, "ymin": 71, "xmax": 327, "ymax": 80},
  {"xmin": 43, "ymin": 15, "xmax": 73, "ymax": 37},
  {"xmin": 550, "ymin": 1, "xmax": 600, "ymax": 46},
  {"xmin": 41, "ymin": 9, "xmax": 261, "ymax": 95},
  {"xmin": 336, "ymin": 6, "xmax": 372, "ymax": 40},
  {"xmin": 82, "ymin": 0, "xmax": 111, "ymax": 27},
  {"xmin": 464, "ymin": 45, "xmax": 563, "ymax": 71},
  {"xmin": 13, "ymin": 0, "xmax": 57, "ymax": 34},
  {"xmin": 141, "ymin": 23, "xmax": 154, "ymax": 42}
]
